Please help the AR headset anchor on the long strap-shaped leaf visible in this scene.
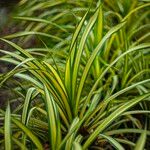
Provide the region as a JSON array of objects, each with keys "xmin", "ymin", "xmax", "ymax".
[
  {"xmin": 83, "ymin": 93, "xmax": 150, "ymax": 149},
  {"xmin": 21, "ymin": 87, "xmax": 36, "ymax": 148},
  {"xmin": 85, "ymin": 79, "xmax": 150, "ymax": 127},
  {"xmin": 22, "ymin": 87, "xmax": 36, "ymax": 125},
  {"xmin": 0, "ymin": 128, "xmax": 27, "ymax": 150},
  {"xmin": 43, "ymin": 62, "xmax": 72, "ymax": 121},
  {"xmin": 104, "ymin": 129, "xmax": 150, "ymax": 136},
  {"xmin": 0, "ymin": 39, "xmax": 71, "ymax": 124},
  {"xmin": 12, "ymin": 118, "xmax": 43, "ymax": 150},
  {"xmin": 14, "ymin": 16, "xmax": 68, "ymax": 32},
  {"xmin": 72, "ymin": 8, "xmax": 100, "ymax": 113},
  {"xmin": 44, "ymin": 85, "xmax": 61, "ymax": 150},
  {"xmin": 122, "ymin": 3, "xmax": 150, "ymax": 21},
  {"xmin": 77, "ymin": 21, "xmax": 126, "ymax": 116},
  {"xmin": 0, "ymin": 57, "xmax": 34, "ymax": 87},
  {"xmin": 4, "ymin": 31, "xmax": 63, "ymax": 42},
  {"xmin": 5, "ymin": 103, "xmax": 11, "ymax": 150},
  {"xmin": 99, "ymin": 134, "xmax": 125, "ymax": 150},
  {"xmin": 65, "ymin": 9, "xmax": 89, "ymax": 102},
  {"xmin": 80, "ymin": 43, "xmax": 150, "ymax": 117},
  {"xmin": 134, "ymin": 130, "xmax": 147, "ymax": 150}
]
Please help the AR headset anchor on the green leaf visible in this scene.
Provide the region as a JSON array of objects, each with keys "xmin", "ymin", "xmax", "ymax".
[
  {"xmin": 44, "ymin": 85, "xmax": 61, "ymax": 150},
  {"xmin": 0, "ymin": 128, "xmax": 27, "ymax": 150},
  {"xmin": 99, "ymin": 134, "xmax": 125, "ymax": 150},
  {"xmin": 65, "ymin": 10, "xmax": 88, "ymax": 100},
  {"xmin": 104, "ymin": 129, "xmax": 150, "ymax": 136},
  {"xmin": 83, "ymin": 93, "xmax": 150, "ymax": 149},
  {"xmin": 79, "ymin": 21, "xmax": 126, "ymax": 117},
  {"xmin": 3, "ymin": 31, "xmax": 63, "ymax": 41},
  {"xmin": 83, "ymin": 44, "xmax": 150, "ymax": 117},
  {"xmin": 22, "ymin": 87, "xmax": 35, "ymax": 125},
  {"xmin": 72, "ymin": 8, "xmax": 100, "ymax": 112},
  {"xmin": 122, "ymin": 3, "xmax": 150, "ymax": 21},
  {"xmin": 59, "ymin": 117, "xmax": 79, "ymax": 149},
  {"xmin": 4, "ymin": 103, "xmax": 11, "ymax": 150},
  {"xmin": 0, "ymin": 58, "xmax": 35, "ymax": 86},
  {"xmin": 134, "ymin": 130, "xmax": 147, "ymax": 150},
  {"xmin": 15, "ymin": 73, "xmax": 43, "ymax": 89},
  {"xmin": 14, "ymin": 16, "xmax": 68, "ymax": 32},
  {"xmin": 73, "ymin": 142, "xmax": 82, "ymax": 150},
  {"xmin": 12, "ymin": 118, "xmax": 43, "ymax": 150}
]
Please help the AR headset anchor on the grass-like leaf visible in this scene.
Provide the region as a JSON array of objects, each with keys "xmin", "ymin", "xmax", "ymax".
[
  {"xmin": 99, "ymin": 134, "xmax": 125, "ymax": 150},
  {"xmin": 44, "ymin": 85, "xmax": 61, "ymax": 150},
  {"xmin": 83, "ymin": 93, "xmax": 150, "ymax": 149},
  {"xmin": 4, "ymin": 103, "xmax": 11, "ymax": 150},
  {"xmin": 12, "ymin": 118, "xmax": 43, "ymax": 150},
  {"xmin": 134, "ymin": 130, "xmax": 147, "ymax": 150}
]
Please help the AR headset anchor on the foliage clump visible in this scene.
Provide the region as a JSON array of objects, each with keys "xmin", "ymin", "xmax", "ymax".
[{"xmin": 0, "ymin": 0, "xmax": 150, "ymax": 149}]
